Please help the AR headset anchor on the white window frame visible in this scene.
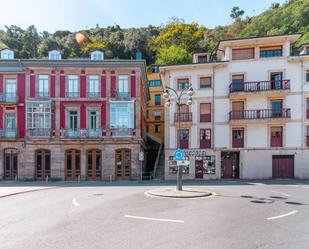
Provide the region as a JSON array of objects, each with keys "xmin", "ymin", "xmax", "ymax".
[
  {"xmin": 26, "ymin": 102, "xmax": 52, "ymax": 129},
  {"xmin": 38, "ymin": 75, "xmax": 49, "ymax": 97},
  {"xmin": 67, "ymin": 75, "xmax": 79, "ymax": 97},
  {"xmin": 88, "ymin": 75, "xmax": 100, "ymax": 97}
]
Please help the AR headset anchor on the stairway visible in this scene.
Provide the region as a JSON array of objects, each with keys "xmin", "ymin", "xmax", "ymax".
[{"xmin": 154, "ymin": 148, "xmax": 165, "ymax": 180}]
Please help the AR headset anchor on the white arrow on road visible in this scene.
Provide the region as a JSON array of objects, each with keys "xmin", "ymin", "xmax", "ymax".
[{"xmin": 72, "ymin": 198, "xmax": 80, "ymax": 207}]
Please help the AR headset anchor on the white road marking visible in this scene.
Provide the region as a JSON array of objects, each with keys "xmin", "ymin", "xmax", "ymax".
[
  {"xmin": 124, "ymin": 215, "xmax": 184, "ymax": 223},
  {"xmin": 270, "ymin": 190, "xmax": 290, "ymax": 197},
  {"xmin": 72, "ymin": 198, "xmax": 80, "ymax": 207},
  {"xmin": 267, "ymin": 210, "xmax": 298, "ymax": 220},
  {"xmin": 304, "ymin": 187, "xmax": 309, "ymax": 189}
]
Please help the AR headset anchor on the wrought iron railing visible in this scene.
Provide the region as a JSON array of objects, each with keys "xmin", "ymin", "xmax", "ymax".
[
  {"xmin": 229, "ymin": 80, "xmax": 290, "ymax": 93},
  {"xmin": 229, "ymin": 109, "xmax": 291, "ymax": 120}
]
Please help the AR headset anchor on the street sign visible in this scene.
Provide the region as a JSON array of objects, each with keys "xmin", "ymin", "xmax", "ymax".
[
  {"xmin": 174, "ymin": 149, "xmax": 184, "ymax": 161},
  {"xmin": 139, "ymin": 151, "xmax": 144, "ymax": 161},
  {"xmin": 177, "ymin": 160, "xmax": 190, "ymax": 166}
]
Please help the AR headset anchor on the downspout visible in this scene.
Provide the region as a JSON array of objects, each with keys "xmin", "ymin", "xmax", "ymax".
[{"xmin": 300, "ymin": 59, "xmax": 304, "ymax": 150}]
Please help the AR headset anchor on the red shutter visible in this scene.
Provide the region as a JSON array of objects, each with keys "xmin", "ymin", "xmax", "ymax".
[
  {"xmin": 60, "ymin": 102, "xmax": 65, "ymax": 128},
  {"xmin": 130, "ymin": 71, "xmax": 136, "ymax": 97},
  {"xmin": 50, "ymin": 71, "xmax": 55, "ymax": 97},
  {"xmin": 101, "ymin": 101, "xmax": 106, "ymax": 129},
  {"xmin": 80, "ymin": 104, "xmax": 86, "ymax": 129},
  {"xmin": 101, "ymin": 70, "xmax": 106, "ymax": 97},
  {"xmin": 110, "ymin": 71, "xmax": 116, "ymax": 97},
  {"xmin": 80, "ymin": 70, "xmax": 86, "ymax": 98},
  {"xmin": 0, "ymin": 106, "xmax": 3, "ymax": 128},
  {"xmin": 0, "ymin": 73, "xmax": 3, "ymax": 93},
  {"xmin": 30, "ymin": 71, "xmax": 36, "ymax": 97},
  {"xmin": 60, "ymin": 70, "xmax": 65, "ymax": 98},
  {"xmin": 17, "ymin": 73, "xmax": 25, "ymax": 102}
]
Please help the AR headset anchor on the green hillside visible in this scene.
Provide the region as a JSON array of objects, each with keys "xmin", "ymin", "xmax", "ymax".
[{"xmin": 0, "ymin": 0, "xmax": 308, "ymax": 65}]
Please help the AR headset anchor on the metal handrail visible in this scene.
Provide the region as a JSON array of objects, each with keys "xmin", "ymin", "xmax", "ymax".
[
  {"xmin": 229, "ymin": 79, "xmax": 290, "ymax": 93},
  {"xmin": 229, "ymin": 108, "xmax": 291, "ymax": 120},
  {"xmin": 153, "ymin": 142, "xmax": 163, "ymax": 178}
]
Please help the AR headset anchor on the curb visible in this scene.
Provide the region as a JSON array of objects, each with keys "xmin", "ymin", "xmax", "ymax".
[
  {"xmin": 145, "ymin": 187, "xmax": 213, "ymax": 199},
  {"xmin": 0, "ymin": 187, "xmax": 58, "ymax": 199}
]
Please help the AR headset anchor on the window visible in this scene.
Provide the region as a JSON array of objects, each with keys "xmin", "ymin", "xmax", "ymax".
[
  {"xmin": 68, "ymin": 111, "xmax": 78, "ymax": 129},
  {"xmin": 271, "ymin": 100, "xmax": 283, "ymax": 117},
  {"xmin": 146, "ymin": 125, "xmax": 149, "ymax": 132},
  {"xmin": 195, "ymin": 156, "xmax": 215, "ymax": 174},
  {"xmin": 38, "ymin": 75, "xmax": 49, "ymax": 97},
  {"xmin": 232, "ymin": 128, "xmax": 244, "ymax": 148},
  {"xmin": 48, "ymin": 51, "xmax": 61, "ymax": 60},
  {"xmin": 197, "ymin": 55, "xmax": 208, "ymax": 63},
  {"xmin": 67, "ymin": 75, "xmax": 79, "ymax": 97},
  {"xmin": 307, "ymin": 99, "xmax": 309, "ymax": 119},
  {"xmin": 152, "ymin": 66, "xmax": 159, "ymax": 73},
  {"xmin": 306, "ymin": 70, "xmax": 309, "ymax": 83},
  {"xmin": 91, "ymin": 51, "xmax": 104, "ymax": 60},
  {"xmin": 200, "ymin": 103, "xmax": 211, "ymax": 122},
  {"xmin": 200, "ymin": 129, "xmax": 211, "ymax": 149},
  {"xmin": 5, "ymin": 79, "xmax": 17, "ymax": 101},
  {"xmin": 271, "ymin": 127, "xmax": 283, "ymax": 147},
  {"xmin": 231, "ymin": 74, "xmax": 245, "ymax": 92},
  {"xmin": 178, "ymin": 129, "xmax": 189, "ymax": 149},
  {"xmin": 118, "ymin": 75, "xmax": 129, "ymax": 97},
  {"xmin": 154, "ymin": 110, "xmax": 161, "ymax": 120},
  {"xmin": 148, "ymin": 80, "xmax": 161, "ymax": 87},
  {"xmin": 88, "ymin": 75, "xmax": 100, "ymax": 98},
  {"xmin": 1, "ymin": 49, "xmax": 14, "ymax": 59},
  {"xmin": 146, "ymin": 110, "xmax": 149, "ymax": 119},
  {"xmin": 270, "ymin": 72, "xmax": 283, "ymax": 89},
  {"xmin": 260, "ymin": 46, "xmax": 282, "ymax": 58},
  {"xmin": 5, "ymin": 113, "xmax": 17, "ymax": 137},
  {"xmin": 110, "ymin": 102, "xmax": 134, "ymax": 129},
  {"xmin": 88, "ymin": 111, "xmax": 99, "ymax": 130},
  {"xmin": 26, "ymin": 102, "xmax": 52, "ymax": 130},
  {"xmin": 154, "ymin": 94, "xmax": 161, "ymax": 105},
  {"xmin": 200, "ymin": 77, "xmax": 211, "ymax": 88},
  {"xmin": 232, "ymin": 48, "xmax": 254, "ymax": 60},
  {"xmin": 155, "ymin": 124, "xmax": 160, "ymax": 133},
  {"xmin": 177, "ymin": 78, "xmax": 189, "ymax": 90}
]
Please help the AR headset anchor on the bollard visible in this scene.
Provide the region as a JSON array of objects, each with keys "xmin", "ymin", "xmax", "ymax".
[
  {"xmin": 78, "ymin": 175, "xmax": 81, "ymax": 183},
  {"xmin": 109, "ymin": 174, "xmax": 112, "ymax": 183},
  {"xmin": 15, "ymin": 175, "xmax": 18, "ymax": 181},
  {"xmin": 46, "ymin": 175, "xmax": 49, "ymax": 183}
]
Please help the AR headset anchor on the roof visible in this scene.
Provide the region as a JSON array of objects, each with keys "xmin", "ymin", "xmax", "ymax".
[
  {"xmin": 159, "ymin": 60, "xmax": 227, "ymax": 72},
  {"xmin": 217, "ymin": 34, "xmax": 301, "ymax": 51},
  {"xmin": 0, "ymin": 58, "xmax": 148, "ymax": 82}
]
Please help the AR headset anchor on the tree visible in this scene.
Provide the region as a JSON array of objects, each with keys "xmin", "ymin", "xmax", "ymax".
[
  {"xmin": 155, "ymin": 45, "xmax": 191, "ymax": 65},
  {"xmin": 230, "ymin": 6, "xmax": 245, "ymax": 19}
]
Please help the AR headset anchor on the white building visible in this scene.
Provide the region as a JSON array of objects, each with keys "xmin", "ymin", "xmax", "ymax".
[{"xmin": 160, "ymin": 34, "xmax": 309, "ymax": 180}]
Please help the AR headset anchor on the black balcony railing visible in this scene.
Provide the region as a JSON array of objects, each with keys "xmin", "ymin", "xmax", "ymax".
[
  {"xmin": 229, "ymin": 109, "xmax": 291, "ymax": 120},
  {"xmin": 66, "ymin": 92, "xmax": 79, "ymax": 98},
  {"xmin": 0, "ymin": 128, "xmax": 18, "ymax": 138},
  {"xmin": 229, "ymin": 80, "xmax": 290, "ymax": 93},
  {"xmin": 0, "ymin": 93, "xmax": 18, "ymax": 103},
  {"xmin": 174, "ymin": 112, "xmax": 192, "ymax": 122}
]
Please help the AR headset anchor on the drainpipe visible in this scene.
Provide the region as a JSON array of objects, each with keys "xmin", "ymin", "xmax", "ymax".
[{"xmin": 301, "ymin": 59, "xmax": 304, "ymax": 150}]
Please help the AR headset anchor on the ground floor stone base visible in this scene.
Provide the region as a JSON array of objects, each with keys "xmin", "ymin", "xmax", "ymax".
[
  {"xmin": 0, "ymin": 140, "xmax": 145, "ymax": 181},
  {"xmin": 164, "ymin": 148, "xmax": 309, "ymax": 180}
]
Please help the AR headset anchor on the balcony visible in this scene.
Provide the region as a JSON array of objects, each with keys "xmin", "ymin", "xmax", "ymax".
[
  {"xmin": 87, "ymin": 92, "xmax": 100, "ymax": 98},
  {"xmin": 110, "ymin": 128, "xmax": 135, "ymax": 137},
  {"xmin": 200, "ymin": 114, "xmax": 211, "ymax": 122},
  {"xmin": 174, "ymin": 112, "xmax": 192, "ymax": 122},
  {"xmin": 36, "ymin": 92, "xmax": 49, "ymax": 98},
  {"xmin": 271, "ymin": 137, "xmax": 283, "ymax": 147},
  {"xmin": 0, "ymin": 93, "xmax": 18, "ymax": 103},
  {"xmin": 27, "ymin": 128, "xmax": 52, "ymax": 137},
  {"xmin": 232, "ymin": 138, "xmax": 244, "ymax": 148},
  {"xmin": 115, "ymin": 91, "xmax": 130, "ymax": 100},
  {"xmin": 60, "ymin": 129, "xmax": 102, "ymax": 139},
  {"xmin": 200, "ymin": 139, "xmax": 211, "ymax": 149},
  {"xmin": 229, "ymin": 80, "xmax": 290, "ymax": 95},
  {"xmin": 229, "ymin": 109, "xmax": 291, "ymax": 122},
  {"xmin": 0, "ymin": 128, "xmax": 18, "ymax": 139},
  {"xmin": 66, "ymin": 92, "xmax": 79, "ymax": 98}
]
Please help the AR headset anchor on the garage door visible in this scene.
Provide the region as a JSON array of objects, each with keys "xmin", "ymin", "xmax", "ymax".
[{"xmin": 272, "ymin": 155, "xmax": 294, "ymax": 179}]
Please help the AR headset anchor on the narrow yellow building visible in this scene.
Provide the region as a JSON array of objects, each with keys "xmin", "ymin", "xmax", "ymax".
[{"xmin": 146, "ymin": 65, "xmax": 164, "ymax": 143}]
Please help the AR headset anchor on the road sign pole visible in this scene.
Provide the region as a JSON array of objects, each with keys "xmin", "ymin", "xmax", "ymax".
[{"xmin": 177, "ymin": 165, "xmax": 183, "ymax": 191}]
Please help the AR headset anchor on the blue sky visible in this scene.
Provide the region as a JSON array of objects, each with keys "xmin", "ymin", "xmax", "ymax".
[{"xmin": 0, "ymin": 0, "xmax": 286, "ymax": 32}]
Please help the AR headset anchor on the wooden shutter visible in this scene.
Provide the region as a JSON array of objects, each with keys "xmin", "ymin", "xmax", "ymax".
[{"xmin": 232, "ymin": 48, "xmax": 254, "ymax": 60}]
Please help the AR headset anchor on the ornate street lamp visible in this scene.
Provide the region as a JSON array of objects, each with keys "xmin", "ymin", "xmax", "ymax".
[{"xmin": 163, "ymin": 85, "xmax": 194, "ymax": 191}]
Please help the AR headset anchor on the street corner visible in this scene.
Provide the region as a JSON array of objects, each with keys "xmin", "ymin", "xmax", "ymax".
[{"xmin": 145, "ymin": 187, "xmax": 214, "ymax": 199}]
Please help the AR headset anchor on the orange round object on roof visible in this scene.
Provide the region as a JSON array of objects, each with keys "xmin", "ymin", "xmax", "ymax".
[{"xmin": 75, "ymin": 33, "xmax": 85, "ymax": 45}]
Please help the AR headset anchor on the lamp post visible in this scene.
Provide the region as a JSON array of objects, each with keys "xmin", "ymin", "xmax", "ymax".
[{"xmin": 163, "ymin": 85, "xmax": 194, "ymax": 191}]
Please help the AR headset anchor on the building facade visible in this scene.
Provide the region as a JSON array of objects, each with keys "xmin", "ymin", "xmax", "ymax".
[
  {"xmin": 146, "ymin": 65, "xmax": 164, "ymax": 142},
  {"xmin": 161, "ymin": 34, "xmax": 309, "ymax": 180},
  {"xmin": 0, "ymin": 50, "xmax": 148, "ymax": 181}
]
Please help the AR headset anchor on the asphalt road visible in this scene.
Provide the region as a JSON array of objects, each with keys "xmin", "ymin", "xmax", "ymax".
[{"xmin": 0, "ymin": 180, "xmax": 309, "ymax": 249}]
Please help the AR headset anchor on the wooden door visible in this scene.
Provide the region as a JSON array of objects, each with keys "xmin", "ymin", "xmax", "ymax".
[
  {"xmin": 222, "ymin": 157, "xmax": 233, "ymax": 178},
  {"xmin": 115, "ymin": 149, "xmax": 131, "ymax": 180},
  {"xmin": 65, "ymin": 149, "xmax": 81, "ymax": 180},
  {"xmin": 86, "ymin": 149, "xmax": 101, "ymax": 180},
  {"xmin": 4, "ymin": 149, "xmax": 18, "ymax": 180},
  {"xmin": 35, "ymin": 150, "xmax": 51, "ymax": 180},
  {"xmin": 272, "ymin": 155, "xmax": 294, "ymax": 179},
  {"xmin": 195, "ymin": 160, "xmax": 204, "ymax": 179}
]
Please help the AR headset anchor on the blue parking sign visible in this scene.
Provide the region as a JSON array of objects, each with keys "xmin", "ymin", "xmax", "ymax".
[{"xmin": 174, "ymin": 149, "xmax": 184, "ymax": 161}]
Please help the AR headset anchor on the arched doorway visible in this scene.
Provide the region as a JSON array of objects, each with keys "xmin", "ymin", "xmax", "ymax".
[
  {"xmin": 65, "ymin": 149, "xmax": 81, "ymax": 180},
  {"xmin": 35, "ymin": 149, "xmax": 51, "ymax": 180},
  {"xmin": 86, "ymin": 149, "xmax": 101, "ymax": 180},
  {"xmin": 115, "ymin": 149, "xmax": 131, "ymax": 180},
  {"xmin": 3, "ymin": 148, "xmax": 18, "ymax": 180}
]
